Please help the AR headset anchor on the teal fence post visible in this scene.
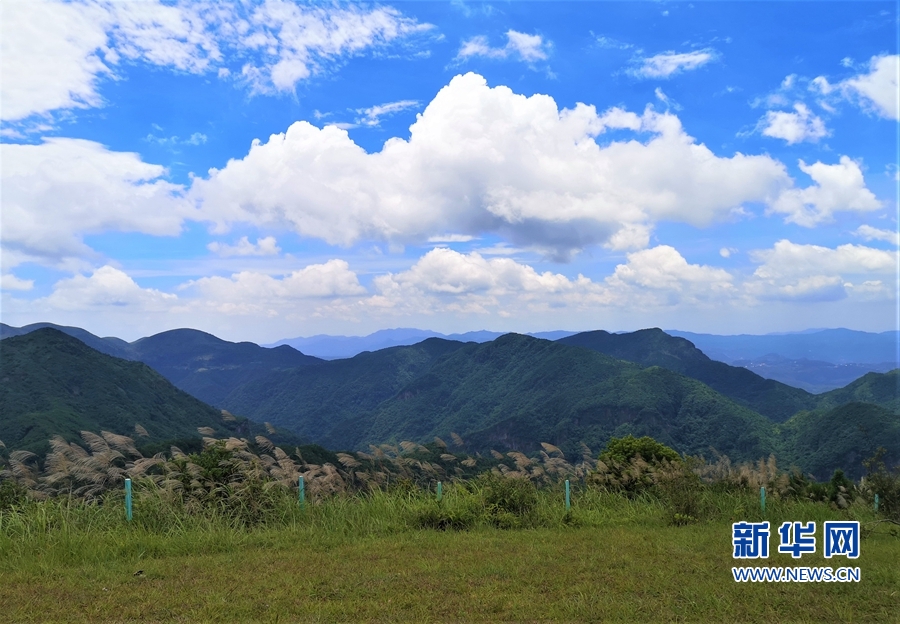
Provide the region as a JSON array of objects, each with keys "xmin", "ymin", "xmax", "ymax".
[
  {"xmin": 760, "ymin": 486, "xmax": 766, "ymax": 514},
  {"xmin": 874, "ymin": 493, "xmax": 879, "ymax": 512},
  {"xmin": 125, "ymin": 478, "xmax": 133, "ymax": 522},
  {"xmin": 437, "ymin": 481, "xmax": 443, "ymax": 502},
  {"xmin": 565, "ymin": 479, "xmax": 571, "ymax": 512},
  {"xmin": 298, "ymin": 475, "xmax": 305, "ymax": 510}
]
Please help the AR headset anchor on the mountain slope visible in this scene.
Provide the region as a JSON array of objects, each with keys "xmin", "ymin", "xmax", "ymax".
[
  {"xmin": 557, "ymin": 329, "xmax": 817, "ymax": 422},
  {"xmin": 221, "ymin": 338, "xmax": 470, "ymax": 448},
  {"xmin": 815, "ymin": 370, "xmax": 900, "ymax": 413},
  {"xmin": 129, "ymin": 328, "xmax": 323, "ymax": 406},
  {"xmin": 0, "ymin": 322, "xmax": 133, "ymax": 359},
  {"xmin": 225, "ymin": 334, "xmax": 777, "ymax": 462},
  {"xmin": 779, "ymin": 402, "xmax": 900, "ymax": 480},
  {"xmin": 365, "ymin": 334, "xmax": 778, "ymax": 461},
  {"xmin": 1, "ymin": 324, "xmax": 325, "ymax": 408},
  {"xmin": 0, "ymin": 329, "xmax": 233, "ymax": 453}
]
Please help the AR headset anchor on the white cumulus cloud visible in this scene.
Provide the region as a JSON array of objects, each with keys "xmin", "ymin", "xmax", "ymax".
[
  {"xmin": 0, "ymin": 138, "xmax": 191, "ymax": 268},
  {"xmin": 812, "ymin": 54, "xmax": 899, "ymax": 121},
  {"xmin": 606, "ymin": 245, "xmax": 735, "ymax": 305},
  {"xmin": 1, "ymin": 273, "xmax": 35, "ymax": 292},
  {"xmin": 44, "ymin": 265, "xmax": 177, "ymax": 310},
  {"xmin": 355, "ymin": 100, "xmax": 420, "ymax": 127},
  {"xmin": 235, "ymin": 0, "xmax": 431, "ymax": 94},
  {"xmin": 759, "ymin": 103, "xmax": 829, "ymax": 144},
  {"xmin": 191, "ymin": 73, "xmax": 793, "ymax": 260},
  {"xmin": 770, "ymin": 156, "xmax": 881, "ymax": 227},
  {"xmin": 1, "ymin": 0, "xmax": 430, "ymax": 122},
  {"xmin": 183, "ymin": 260, "xmax": 367, "ymax": 316},
  {"xmin": 748, "ymin": 239, "xmax": 897, "ymax": 302},
  {"xmin": 1, "ymin": 0, "xmax": 220, "ymax": 122}
]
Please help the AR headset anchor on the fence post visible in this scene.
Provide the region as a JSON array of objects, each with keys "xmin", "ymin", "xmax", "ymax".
[
  {"xmin": 565, "ymin": 479, "xmax": 571, "ymax": 512},
  {"xmin": 298, "ymin": 475, "xmax": 305, "ymax": 510},
  {"xmin": 760, "ymin": 486, "xmax": 766, "ymax": 514},
  {"xmin": 125, "ymin": 478, "xmax": 133, "ymax": 522},
  {"xmin": 874, "ymin": 493, "xmax": 879, "ymax": 512},
  {"xmin": 437, "ymin": 481, "xmax": 443, "ymax": 502}
]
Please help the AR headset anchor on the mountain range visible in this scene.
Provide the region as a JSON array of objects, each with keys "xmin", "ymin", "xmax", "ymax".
[
  {"xmin": 2, "ymin": 323, "xmax": 897, "ymax": 479},
  {"xmin": 267, "ymin": 326, "xmax": 897, "ymax": 392}
]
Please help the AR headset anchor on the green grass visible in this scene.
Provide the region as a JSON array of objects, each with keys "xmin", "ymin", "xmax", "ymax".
[{"xmin": 1, "ymin": 487, "xmax": 898, "ymax": 623}]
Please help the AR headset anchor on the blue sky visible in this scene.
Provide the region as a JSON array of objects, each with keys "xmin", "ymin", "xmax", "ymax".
[{"xmin": 1, "ymin": 0, "xmax": 898, "ymax": 343}]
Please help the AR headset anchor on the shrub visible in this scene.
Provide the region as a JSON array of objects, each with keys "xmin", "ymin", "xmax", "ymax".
[
  {"xmin": 599, "ymin": 435, "xmax": 681, "ymax": 465},
  {"xmin": 863, "ymin": 447, "xmax": 900, "ymax": 523},
  {"xmin": 0, "ymin": 479, "xmax": 28, "ymax": 511},
  {"xmin": 591, "ymin": 436, "xmax": 682, "ymax": 498}
]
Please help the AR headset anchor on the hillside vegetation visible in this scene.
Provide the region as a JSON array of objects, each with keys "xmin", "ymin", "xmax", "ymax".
[
  {"xmin": 558, "ymin": 328, "xmax": 818, "ymax": 421},
  {"xmin": 0, "ymin": 329, "xmax": 301, "ymax": 454},
  {"xmin": 2, "ymin": 326, "xmax": 897, "ymax": 479}
]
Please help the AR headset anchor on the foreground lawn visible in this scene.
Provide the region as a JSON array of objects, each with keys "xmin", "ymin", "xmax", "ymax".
[{"xmin": 2, "ymin": 521, "xmax": 898, "ymax": 623}]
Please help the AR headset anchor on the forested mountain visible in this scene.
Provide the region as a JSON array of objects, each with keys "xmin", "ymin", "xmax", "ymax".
[
  {"xmin": 0, "ymin": 329, "xmax": 229, "ymax": 453},
  {"xmin": 223, "ymin": 334, "xmax": 777, "ymax": 460},
  {"xmin": 221, "ymin": 338, "xmax": 470, "ymax": 448},
  {"xmin": 3, "ymin": 325, "xmax": 897, "ymax": 479},
  {"xmin": 128, "ymin": 329, "xmax": 323, "ymax": 406},
  {"xmin": 1, "ymin": 322, "xmax": 133, "ymax": 359},
  {"xmin": 557, "ymin": 329, "xmax": 817, "ymax": 422},
  {"xmin": 778, "ymin": 402, "xmax": 900, "ymax": 481},
  {"xmin": 0, "ymin": 329, "xmax": 305, "ymax": 454},
  {"xmin": 1, "ymin": 323, "xmax": 323, "ymax": 407}
]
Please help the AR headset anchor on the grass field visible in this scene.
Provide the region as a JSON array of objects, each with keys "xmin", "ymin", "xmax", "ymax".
[{"xmin": 2, "ymin": 487, "xmax": 898, "ymax": 623}]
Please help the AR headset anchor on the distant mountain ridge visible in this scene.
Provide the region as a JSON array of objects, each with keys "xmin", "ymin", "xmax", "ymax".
[
  {"xmin": 557, "ymin": 329, "xmax": 817, "ymax": 422},
  {"xmin": 265, "ymin": 327, "xmax": 577, "ymax": 359},
  {"xmin": 1, "ymin": 322, "xmax": 323, "ymax": 407}
]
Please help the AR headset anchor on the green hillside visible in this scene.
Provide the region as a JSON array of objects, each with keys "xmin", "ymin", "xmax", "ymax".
[
  {"xmin": 128, "ymin": 328, "xmax": 323, "ymax": 406},
  {"xmin": 223, "ymin": 334, "xmax": 777, "ymax": 461},
  {"xmin": 364, "ymin": 334, "xmax": 778, "ymax": 460},
  {"xmin": 0, "ymin": 329, "xmax": 258, "ymax": 454},
  {"xmin": 815, "ymin": 369, "xmax": 900, "ymax": 413},
  {"xmin": 558, "ymin": 329, "xmax": 817, "ymax": 421},
  {"xmin": 1, "ymin": 324, "xmax": 324, "ymax": 408},
  {"xmin": 778, "ymin": 402, "xmax": 900, "ymax": 480},
  {"xmin": 221, "ymin": 338, "xmax": 470, "ymax": 447}
]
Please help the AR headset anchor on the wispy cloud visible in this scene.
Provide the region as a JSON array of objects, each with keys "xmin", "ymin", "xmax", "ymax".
[
  {"xmin": 207, "ymin": 236, "xmax": 281, "ymax": 257},
  {"xmin": 145, "ymin": 132, "xmax": 208, "ymax": 146},
  {"xmin": 356, "ymin": 100, "xmax": 420, "ymax": 127},
  {"xmin": 1, "ymin": 0, "xmax": 433, "ymax": 123},
  {"xmin": 633, "ymin": 49, "xmax": 717, "ymax": 79},
  {"xmin": 854, "ymin": 225, "xmax": 899, "ymax": 246},
  {"xmin": 457, "ymin": 30, "xmax": 550, "ymax": 63}
]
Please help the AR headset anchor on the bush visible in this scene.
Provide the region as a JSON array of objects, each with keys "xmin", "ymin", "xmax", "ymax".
[
  {"xmin": 599, "ymin": 435, "xmax": 681, "ymax": 465},
  {"xmin": 0, "ymin": 479, "xmax": 28, "ymax": 511},
  {"xmin": 591, "ymin": 436, "xmax": 682, "ymax": 499},
  {"xmin": 863, "ymin": 448, "xmax": 900, "ymax": 523}
]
